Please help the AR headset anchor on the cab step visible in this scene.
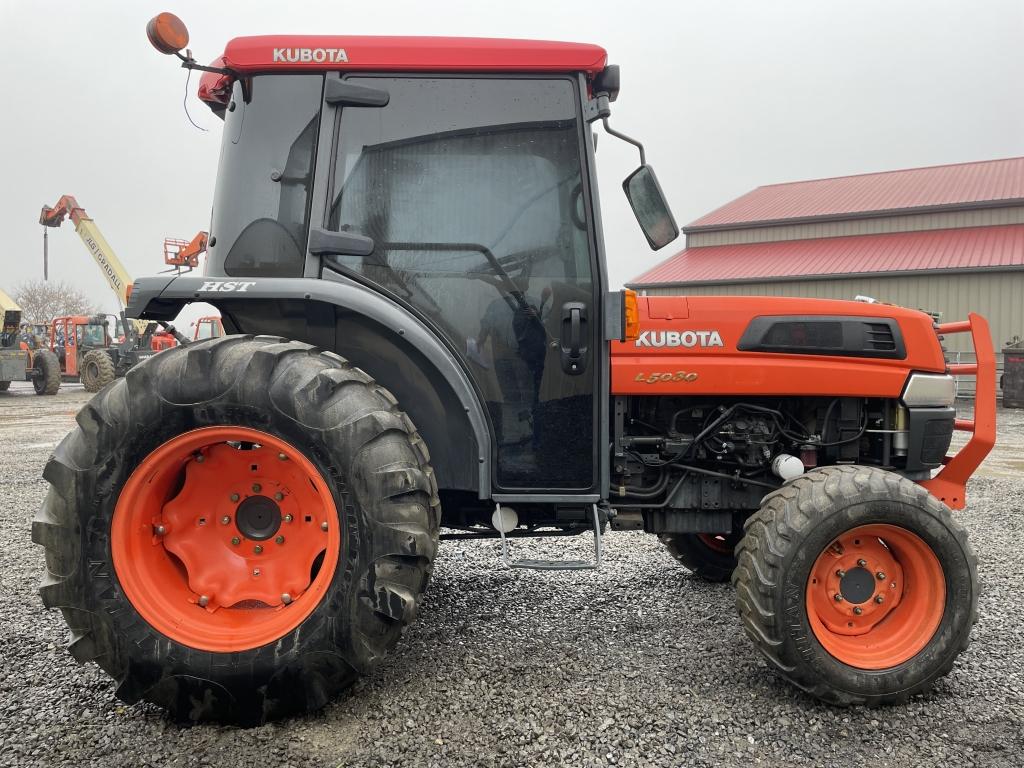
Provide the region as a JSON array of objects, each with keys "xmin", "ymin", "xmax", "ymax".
[{"xmin": 496, "ymin": 503, "xmax": 603, "ymax": 571}]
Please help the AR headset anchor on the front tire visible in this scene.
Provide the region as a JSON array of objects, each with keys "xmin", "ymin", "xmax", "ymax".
[
  {"xmin": 81, "ymin": 349, "xmax": 115, "ymax": 392},
  {"xmin": 32, "ymin": 335, "xmax": 440, "ymax": 724},
  {"xmin": 733, "ymin": 465, "xmax": 977, "ymax": 705},
  {"xmin": 32, "ymin": 350, "xmax": 60, "ymax": 395}
]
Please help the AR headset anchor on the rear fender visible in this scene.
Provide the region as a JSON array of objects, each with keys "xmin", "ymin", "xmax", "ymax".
[{"xmin": 127, "ymin": 274, "xmax": 491, "ymax": 496}]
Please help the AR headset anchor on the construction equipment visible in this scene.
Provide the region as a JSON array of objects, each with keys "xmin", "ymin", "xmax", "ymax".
[
  {"xmin": 47, "ymin": 313, "xmax": 175, "ymax": 391},
  {"xmin": 0, "ymin": 288, "xmax": 60, "ymax": 394},
  {"xmin": 38, "ymin": 195, "xmax": 188, "ymax": 390},
  {"xmin": 167, "ymin": 237, "xmax": 223, "ymax": 342},
  {"xmin": 39, "ymin": 196, "xmax": 133, "ymax": 306},
  {"xmin": 33, "ymin": 13, "xmax": 996, "ymax": 726},
  {"xmin": 163, "ymin": 230, "xmax": 209, "ymax": 271},
  {"xmin": 192, "ymin": 315, "xmax": 224, "ymax": 341},
  {"xmin": 1003, "ymin": 336, "xmax": 1024, "ymax": 407}
]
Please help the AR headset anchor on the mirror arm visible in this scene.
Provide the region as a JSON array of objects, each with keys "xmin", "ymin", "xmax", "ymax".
[
  {"xmin": 174, "ymin": 50, "xmax": 236, "ymax": 77},
  {"xmin": 601, "ymin": 116, "xmax": 646, "ymax": 166}
]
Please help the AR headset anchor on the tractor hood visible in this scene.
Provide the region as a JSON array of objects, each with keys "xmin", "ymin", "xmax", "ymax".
[{"xmin": 611, "ymin": 294, "xmax": 949, "ymax": 398}]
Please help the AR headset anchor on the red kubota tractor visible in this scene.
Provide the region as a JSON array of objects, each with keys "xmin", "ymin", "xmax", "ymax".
[{"xmin": 33, "ymin": 13, "xmax": 996, "ymax": 725}]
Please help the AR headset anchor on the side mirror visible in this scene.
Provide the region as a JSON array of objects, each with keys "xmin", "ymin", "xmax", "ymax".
[{"xmin": 623, "ymin": 165, "xmax": 679, "ymax": 250}]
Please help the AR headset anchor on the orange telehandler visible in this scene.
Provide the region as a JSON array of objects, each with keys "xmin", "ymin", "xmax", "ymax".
[
  {"xmin": 164, "ymin": 233, "xmax": 225, "ymax": 341},
  {"xmin": 38, "ymin": 195, "xmax": 188, "ymax": 390}
]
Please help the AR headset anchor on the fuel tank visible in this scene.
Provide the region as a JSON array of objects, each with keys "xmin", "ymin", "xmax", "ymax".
[{"xmin": 611, "ymin": 295, "xmax": 947, "ymax": 398}]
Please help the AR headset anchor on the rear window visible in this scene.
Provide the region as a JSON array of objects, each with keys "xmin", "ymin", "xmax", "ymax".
[{"xmin": 210, "ymin": 75, "xmax": 323, "ymax": 277}]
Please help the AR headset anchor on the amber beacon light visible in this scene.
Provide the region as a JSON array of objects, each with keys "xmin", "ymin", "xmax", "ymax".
[{"xmin": 146, "ymin": 12, "xmax": 190, "ymax": 55}]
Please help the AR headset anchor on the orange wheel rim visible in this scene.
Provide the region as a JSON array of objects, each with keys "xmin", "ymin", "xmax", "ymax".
[
  {"xmin": 806, "ymin": 524, "xmax": 945, "ymax": 670},
  {"xmin": 697, "ymin": 533, "xmax": 734, "ymax": 555},
  {"xmin": 111, "ymin": 426, "xmax": 341, "ymax": 653}
]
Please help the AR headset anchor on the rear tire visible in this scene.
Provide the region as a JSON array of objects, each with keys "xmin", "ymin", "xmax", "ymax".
[
  {"xmin": 660, "ymin": 529, "xmax": 742, "ymax": 583},
  {"xmin": 733, "ymin": 465, "xmax": 977, "ymax": 705},
  {"xmin": 32, "ymin": 335, "xmax": 441, "ymax": 725},
  {"xmin": 32, "ymin": 350, "xmax": 60, "ymax": 395},
  {"xmin": 81, "ymin": 349, "xmax": 115, "ymax": 392},
  {"xmin": 0, "ymin": 380, "xmax": 10, "ymax": 392}
]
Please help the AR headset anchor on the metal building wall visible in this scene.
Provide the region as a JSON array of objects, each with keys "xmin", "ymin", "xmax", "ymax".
[{"xmin": 640, "ymin": 270, "xmax": 1024, "ymax": 353}]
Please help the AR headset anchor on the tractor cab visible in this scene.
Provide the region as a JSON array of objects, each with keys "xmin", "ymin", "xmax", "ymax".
[
  {"xmin": 50, "ymin": 315, "xmax": 111, "ymax": 376},
  {"xmin": 143, "ymin": 21, "xmax": 678, "ymax": 498}
]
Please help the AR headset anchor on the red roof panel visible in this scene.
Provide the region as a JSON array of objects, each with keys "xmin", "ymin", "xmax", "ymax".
[
  {"xmin": 630, "ymin": 224, "xmax": 1024, "ymax": 286},
  {"xmin": 688, "ymin": 157, "xmax": 1024, "ymax": 230},
  {"xmin": 200, "ymin": 36, "xmax": 608, "ymax": 107},
  {"xmin": 219, "ymin": 36, "xmax": 608, "ymax": 75}
]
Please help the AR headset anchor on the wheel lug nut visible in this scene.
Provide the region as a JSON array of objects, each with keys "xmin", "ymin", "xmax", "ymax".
[
  {"xmin": 281, "ymin": 593, "xmax": 292, "ymax": 604},
  {"xmin": 231, "ymin": 536, "xmax": 241, "ymax": 546},
  {"xmin": 857, "ymin": 559, "xmax": 867, "ymax": 568},
  {"xmin": 154, "ymin": 524, "xmax": 167, "ymax": 536},
  {"xmin": 284, "ymin": 514, "xmax": 293, "ymax": 523},
  {"xmin": 274, "ymin": 492, "xmax": 284, "ymax": 501},
  {"xmin": 835, "ymin": 569, "xmax": 846, "ymax": 578},
  {"xmin": 275, "ymin": 535, "xmax": 285, "ymax": 545},
  {"xmin": 320, "ymin": 521, "xmax": 329, "ymax": 532},
  {"xmin": 195, "ymin": 454, "xmax": 205, "ymax": 463},
  {"xmin": 834, "ymin": 594, "xmax": 844, "ymax": 602},
  {"xmin": 252, "ymin": 483, "xmax": 262, "ymax": 493},
  {"xmin": 220, "ymin": 515, "xmax": 231, "ymax": 525},
  {"xmin": 230, "ymin": 493, "xmax": 240, "ymax": 502},
  {"xmin": 253, "ymin": 568, "xmax": 261, "ymax": 577},
  {"xmin": 876, "ymin": 571, "xmax": 886, "ymax": 581},
  {"xmin": 278, "ymin": 452, "xmax": 287, "ymax": 461},
  {"xmin": 875, "ymin": 595, "xmax": 885, "ymax": 604},
  {"xmin": 853, "ymin": 606, "xmax": 863, "ymax": 615},
  {"xmin": 198, "ymin": 595, "xmax": 209, "ymax": 607},
  {"xmin": 253, "ymin": 545, "xmax": 263, "ymax": 554}
]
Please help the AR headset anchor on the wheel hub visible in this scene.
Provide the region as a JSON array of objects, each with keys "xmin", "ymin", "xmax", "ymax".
[
  {"xmin": 838, "ymin": 567, "xmax": 876, "ymax": 604},
  {"xmin": 809, "ymin": 530, "xmax": 903, "ymax": 635},
  {"xmin": 111, "ymin": 427, "xmax": 342, "ymax": 652},
  {"xmin": 235, "ymin": 495, "xmax": 282, "ymax": 541},
  {"xmin": 157, "ymin": 442, "xmax": 330, "ymax": 610}
]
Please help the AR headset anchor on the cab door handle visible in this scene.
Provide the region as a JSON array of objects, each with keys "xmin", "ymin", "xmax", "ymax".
[{"xmin": 560, "ymin": 301, "xmax": 588, "ymax": 375}]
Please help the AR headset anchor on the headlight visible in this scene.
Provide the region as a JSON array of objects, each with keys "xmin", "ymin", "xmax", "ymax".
[{"xmin": 901, "ymin": 373, "xmax": 956, "ymax": 407}]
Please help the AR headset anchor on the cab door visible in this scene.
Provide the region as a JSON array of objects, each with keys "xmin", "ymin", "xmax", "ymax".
[{"xmin": 315, "ymin": 74, "xmax": 601, "ymax": 494}]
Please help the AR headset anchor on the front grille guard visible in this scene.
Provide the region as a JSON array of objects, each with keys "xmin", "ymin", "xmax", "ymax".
[{"xmin": 919, "ymin": 313, "xmax": 996, "ymax": 510}]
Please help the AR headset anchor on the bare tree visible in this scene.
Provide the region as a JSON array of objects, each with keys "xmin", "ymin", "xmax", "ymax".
[{"xmin": 14, "ymin": 280, "xmax": 95, "ymax": 324}]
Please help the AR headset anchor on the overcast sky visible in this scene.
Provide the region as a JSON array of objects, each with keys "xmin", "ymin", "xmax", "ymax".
[{"xmin": 4, "ymin": 0, "xmax": 1023, "ymax": 325}]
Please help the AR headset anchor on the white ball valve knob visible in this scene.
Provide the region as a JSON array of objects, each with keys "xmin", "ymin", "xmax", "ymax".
[{"xmin": 771, "ymin": 453, "xmax": 805, "ymax": 481}]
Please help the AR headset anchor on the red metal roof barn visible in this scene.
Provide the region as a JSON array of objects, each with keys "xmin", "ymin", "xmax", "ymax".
[{"xmin": 630, "ymin": 157, "xmax": 1024, "ymax": 357}]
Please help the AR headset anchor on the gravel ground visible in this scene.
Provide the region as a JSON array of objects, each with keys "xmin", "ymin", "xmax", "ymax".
[{"xmin": 1, "ymin": 381, "xmax": 1023, "ymax": 767}]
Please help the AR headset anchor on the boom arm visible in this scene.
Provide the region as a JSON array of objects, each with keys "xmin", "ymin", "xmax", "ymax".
[{"xmin": 39, "ymin": 196, "xmax": 135, "ymax": 307}]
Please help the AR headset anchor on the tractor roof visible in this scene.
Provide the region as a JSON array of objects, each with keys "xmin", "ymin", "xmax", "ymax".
[{"xmin": 198, "ymin": 35, "xmax": 608, "ymax": 109}]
